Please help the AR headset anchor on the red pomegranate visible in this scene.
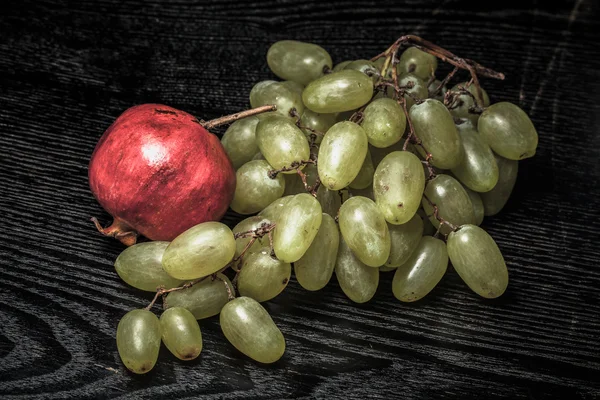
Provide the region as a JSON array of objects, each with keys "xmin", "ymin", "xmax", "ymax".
[{"xmin": 89, "ymin": 103, "xmax": 236, "ymax": 245}]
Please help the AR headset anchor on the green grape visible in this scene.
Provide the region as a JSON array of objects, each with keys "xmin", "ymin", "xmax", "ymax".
[
  {"xmin": 299, "ymin": 109, "xmax": 336, "ymax": 144},
  {"xmin": 255, "ymin": 114, "xmax": 310, "ymax": 173},
  {"xmin": 283, "ymin": 163, "xmax": 318, "ymax": 196},
  {"xmin": 448, "ymin": 82, "xmax": 490, "ymax": 125},
  {"xmin": 318, "ymin": 121, "xmax": 368, "ymax": 190},
  {"xmin": 447, "ymin": 224, "xmax": 508, "ymax": 298},
  {"xmin": 302, "ymin": 70, "xmax": 374, "ymax": 113},
  {"xmin": 480, "ymin": 154, "xmax": 518, "ymax": 216},
  {"xmin": 343, "ymin": 59, "xmax": 380, "ymax": 84},
  {"xmin": 417, "ymin": 207, "xmax": 437, "ymax": 236},
  {"xmin": 230, "ymin": 160, "xmax": 285, "ymax": 214},
  {"xmin": 397, "ymin": 47, "xmax": 438, "ymax": 81},
  {"xmin": 160, "ymin": 307, "xmax": 202, "ymax": 361},
  {"xmin": 428, "ymin": 79, "xmax": 447, "ymax": 102},
  {"xmin": 294, "ymin": 214, "xmax": 340, "ymax": 291},
  {"xmin": 339, "ymin": 196, "xmax": 390, "ymax": 267},
  {"xmin": 392, "ymin": 236, "xmax": 447, "ymax": 302},
  {"xmin": 267, "ymin": 40, "xmax": 332, "ymax": 85},
  {"xmin": 421, "ymin": 174, "xmax": 476, "ymax": 235},
  {"xmin": 360, "ymin": 98, "xmax": 406, "ymax": 148},
  {"xmin": 463, "ymin": 186, "xmax": 485, "ymax": 225},
  {"xmin": 410, "ymin": 99, "xmax": 462, "ymax": 169},
  {"xmin": 349, "ymin": 149, "xmax": 374, "ymax": 190},
  {"xmin": 373, "ymin": 151, "xmax": 425, "ymax": 225},
  {"xmin": 333, "ymin": 60, "xmax": 352, "ymax": 72},
  {"xmin": 280, "ymin": 80, "xmax": 305, "ymax": 98},
  {"xmin": 220, "ymin": 296, "xmax": 285, "ymax": 364},
  {"xmin": 221, "ymin": 116, "xmax": 260, "ymax": 170},
  {"xmin": 450, "ymin": 123, "xmax": 499, "ymax": 192},
  {"xmin": 316, "ymin": 185, "xmax": 342, "ymax": 218},
  {"xmin": 369, "ymin": 141, "xmax": 405, "ymax": 169},
  {"xmin": 379, "ymin": 266, "xmax": 397, "ymax": 272},
  {"xmin": 164, "ymin": 273, "xmax": 232, "ymax": 319},
  {"xmin": 385, "ymin": 214, "xmax": 423, "ymax": 267},
  {"xmin": 232, "ymin": 216, "xmax": 272, "ymax": 258},
  {"xmin": 274, "ymin": 193, "xmax": 323, "ymax": 263},
  {"xmin": 237, "ymin": 251, "xmax": 291, "ymax": 302},
  {"xmin": 116, "ymin": 309, "xmax": 161, "ymax": 374},
  {"xmin": 258, "ymin": 195, "xmax": 294, "ymax": 222},
  {"xmin": 478, "ymin": 102, "xmax": 538, "ymax": 160},
  {"xmin": 398, "ymin": 73, "xmax": 429, "ymax": 110},
  {"xmin": 114, "ymin": 241, "xmax": 184, "ymax": 292},
  {"xmin": 249, "ymin": 80, "xmax": 304, "ymax": 119},
  {"xmin": 335, "ymin": 236, "xmax": 379, "ymax": 303},
  {"xmin": 162, "ymin": 222, "xmax": 236, "ymax": 280}
]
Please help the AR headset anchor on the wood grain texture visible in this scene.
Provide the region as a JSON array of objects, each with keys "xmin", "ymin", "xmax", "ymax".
[{"xmin": 1, "ymin": 0, "xmax": 599, "ymax": 398}]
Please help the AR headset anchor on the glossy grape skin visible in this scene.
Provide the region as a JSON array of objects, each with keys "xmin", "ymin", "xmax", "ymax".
[
  {"xmin": 237, "ymin": 251, "xmax": 291, "ymax": 302},
  {"xmin": 464, "ymin": 186, "xmax": 485, "ymax": 225},
  {"xmin": 160, "ymin": 307, "xmax": 202, "ymax": 360},
  {"xmin": 302, "ymin": 70, "xmax": 374, "ymax": 113},
  {"xmin": 447, "ymin": 224, "xmax": 508, "ymax": 298},
  {"xmin": 258, "ymin": 195, "xmax": 294, "ymax": 222},
  {"xmin": 114, "ymin": 241, "xmax": 183, "ymax": 292},
  {"xmin": 335, "ymin": 236, "xmax": 379, "ymax": 303},
  {"xmin": 480, "ymin": 154, "xmax": 518, "ymax": 216},
  {"xmin": 267, "ymin": 40, "xmax": 332, "ymax": 85},
  {"xmin": 232, "ymin": 216, "xmax": 272, "ymax": 258},
  {"xmin": 349, "ymin": 149, "xmax": 375, "ymax": 190},
  {"xmin": 318, "ymin": 121, "xmax": 368, "ymax": 190},
  {"xmin": 343, "ymin": 59, "xmax": 380, "ymax": 84},
  {"xmin": 478, "ymin": 102, "xmax": 538, "ymax": 160},
  {"xmin": 274, "ymin": 193, "xmax": 323, "ymax": 263},
  {"xmin": 360, "ymin": 98, "xmax": 406, "ymax": 148},
  {"xmin": 392, "ymin": 236, "xmax": 448, "ymax": 302},
  {"xmin": 450, "ymin": 123, "xmax": 499, "ymax": 192},
  {"xmin": 385, "ymin": 214, "xmax": 424, "ymax": 267},
  {"xmin": 220, "ymin": 296, "xmax": 285, "ymax": 364},
  {"xmin": 373, "ymin": 151, "xmax": 425, "ymax": 225},
  {"xmin": 294, "ymin": 214, "xmax": 340, "ymax": 291},
  {"xmin": 316, "ymin": 185, "xmax": 342, "ymax": 218},
  {"xmin": 339, "ymin": 196, "xmax": 390, "ymax": 267},
  {"xmin": 230, "ymin": 160, "xmax": 285, "ymax": 214},
  {"xmin": 221, "ymin": 116, "xmax": 260, "ymax": 170},
  {"xmin": 164, "ymin": 273, "xmax": 232, "ymax": 320},
  {"xmin": 333, "ymin": 60, "xmax": 352, "ymax": 72},
  {"xmin": 397, "ymin": 73, "xmax": 429, "ymax": 110},
  {"xmin": 428, "ymin": 79, "xmax": 447, "ymax": 102},
  {"xmin": 116, "ymin": 309, "xmax": 161, "ymax": 374},
  {"xmin": 397, "ymin": 47, "xmax": 438, "ymax": 81},
  {"xmin": 162, "ymin": 222, "xmax": 236, "ymax": 280},
  {"xmin": 299, "ymin": 109, "xmax": 336, "ymax": 144},
  {"xmin": 410, "ymin": 99, "xmax": 462, "ymax": 169},
  {"xmin": 448, "ymin": 82, "xmax": 490, "ymax": 125},
  {"xmin": 255, "ymin": 114, "xmax": 310, "ymax": 173},
  {"xmin": 249, "ymin": 80, "xmax": 304, "ymax": 119},
  {"xmin": 421, "ymin": 174, "xmax": 476, "ymax": 235}
]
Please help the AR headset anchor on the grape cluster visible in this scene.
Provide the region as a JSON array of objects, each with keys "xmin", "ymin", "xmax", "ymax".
[{"xmin": 113, "ymin": 37, "xmax": 538, "ymax": 373}]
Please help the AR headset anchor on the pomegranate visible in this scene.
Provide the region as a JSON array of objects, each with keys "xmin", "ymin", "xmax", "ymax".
[{"xmin": 89, "ymin": 103, "xmax": 236, "ymax": 245}]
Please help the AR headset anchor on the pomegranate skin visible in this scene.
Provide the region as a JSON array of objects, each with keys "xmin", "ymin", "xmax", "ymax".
[{"xmin": 89, "ymin": 103, "xmax": 236, "ymax": 243}]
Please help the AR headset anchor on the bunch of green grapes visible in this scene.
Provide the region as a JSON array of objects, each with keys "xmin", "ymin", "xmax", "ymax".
[{"xmin": 113, "ymin": 38, "xmax": 538, "ymax": 373}]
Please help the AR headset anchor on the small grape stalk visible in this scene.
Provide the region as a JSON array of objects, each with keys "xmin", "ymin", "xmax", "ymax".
[{"xmin": 105, "ymin": 35, "xmax": 538, "ymax": 374}]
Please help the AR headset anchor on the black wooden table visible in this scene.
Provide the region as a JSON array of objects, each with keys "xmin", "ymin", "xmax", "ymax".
[{"xmin": 1, "ymin": 0, "xmax": 599, "ymax": 398}]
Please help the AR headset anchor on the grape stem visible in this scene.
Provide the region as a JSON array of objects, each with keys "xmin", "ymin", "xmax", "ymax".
[
  {"xmin": 201, "ymin": 104, "xmax": 277, "ymax": 130},
  {"xmin": 422, "ymin": 193, "xmax": 459, "ymax": 234},
  {"xmin": 431, "ymin": 66, "xmax": 459, "ymax": 97}
]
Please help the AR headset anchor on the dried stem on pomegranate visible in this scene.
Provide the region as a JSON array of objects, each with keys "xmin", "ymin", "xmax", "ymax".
[
  {"xmin": 201, "ymin": 104, "xmax": 277, "ymax": 130},
  {"xmin": 90, "ymin": 217, "xmax": 138, "ymax": 247},
  {"xmin": 422, "ymin": 193, "xmax": 459, "ymax": 234}
]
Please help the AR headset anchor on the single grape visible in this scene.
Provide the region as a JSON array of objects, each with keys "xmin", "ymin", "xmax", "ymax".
[
  {"xmin": 397, "ymin": 47, "xmax": 438, "ymax": 81},
  {"xmin": 164, "ymin": 273, "xmax": 232, "ymax": 320},
  {"xmin": 392, "ymin": 236, "xmax": 447, "ymax": 302},
  {"xmin": 299, "ymin": 109, "xmax": 336, "ymax": 144},
  {"xmin": 302, "ymin": 70, "xmax": 374, "ymax": 113},
  {"xmin": 258, "ymin": 195, "xmax": 294, "ymax": 222},
  {"xmin": 409, "ymin": 99, "xmax": 462, "ymax": 169},
  {"xmin": 464, "ymin": 186, "xmax": 485, "ymax": 225},
  {"xmin": 318, "ymin": 121, "xmax": 368, "ymax": 190},
  {"xmin": 447, "ymin": 224, "xmax": 508, "ymax": 298},
  {"xmin": 274, "ymin": 193, "xmax": 323, "ymax": 263},
  {"xmin": 294, "ymin": 214, "xmax": 340, "ymax": 291},
  {"xmin": 480, "ymin": 154, "xmax": 518, "ymax": 216},
  {"xmin": 221, "ymin": 116, "xmax": 260, "ymax": 170},
  {"xmin": 162, "ymin": 222, "xmax": 236, "ymax": 280},
  {"xmin": 267, "ymin": 40, "xmax": 332, "ymax": 85},
  {"xmin": 349, "ymin": 149, "xmax": 375, "ymax": 190},
  {"xmin": 360, "ymin": 98, "xmax": 406, "ymax": 148},
  {"xmin": 237, "ymin": 251, "xmax": 291, "ymax": 302},
  {"xmin": 421, "ymin": 174, "xmax": 476, "ymax": 235},
  {"xmin": 335, "ymin": 235, "xmax": 379, "ymax": 303},
  {"xmin": 373, "ymin": 151, "xmax": 425, "ymax": 225},
  {"xmin": 252, "ymin": 152, "xmax": 265, "ymax": 161},
  {"xmin": 333, "ymin": 60, "xmax": 352, "ymax": 72},
  {"xmin": 478, "ymin": 102, "xmax": 538, "ymax": 160},
  {"xmin": 343, "ymin": 59, "xmax": 380, "ymax": 84},
  {"xmin": 230, "ymin": 160, "xmax": 285, "ymax": 214},
  {"xmin": 385, "ymin": 214, "xmax": 424, "ymax": 267},
  {"xmin": 255, "ymin": 114, "xmax": 310, "ymax": 173},
  {"xmin": 339, "ymin": 196, "xmax": 390, "ymax": 267},
  {"xmin": 116, "ymin": 309, "xmax": 161, "ymax": 374},
  {"xmin": 232, "ymin": 216, "xmax": 272, "ymax": 258},
  {"xmin": 114, "ymin": 241, "xmax": 183, "ymax": 292},
  {"xmin": 249, "ymin": 80, "xmax": 305, "ymax": 119},
  {"xmin": 316, "ymin": 185, "xmax": 342, "ymax": 218},
  {"xmin": 397, "ymin": 73, "xmax": 429, "ymax": 110},
  {"xmin": 160, "ymin": 307, "xmax": 202, "ymax": 361},
  {"xmin": 448, "ymin": 82, "xmax": 490, "ymax": 125},
  {"xmin": 220, "ymin": 296, "xmax": 285, "ymax": 364}
]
